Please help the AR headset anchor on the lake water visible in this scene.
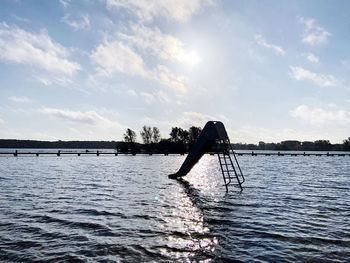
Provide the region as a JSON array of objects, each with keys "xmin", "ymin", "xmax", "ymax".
[{"xmin": 0, "ymin": 152, "xmax": 349, "ymax": 262}]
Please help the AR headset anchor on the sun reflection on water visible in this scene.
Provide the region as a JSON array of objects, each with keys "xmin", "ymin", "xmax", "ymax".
[{"xmin": 159, "ymin": 155, "xmax": 222, "ymax": 261}]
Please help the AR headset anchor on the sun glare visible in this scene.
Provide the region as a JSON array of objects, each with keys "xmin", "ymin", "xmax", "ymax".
[{"xmin": 178, "ymin": 50, "xmax": 202, "ymax": 67}]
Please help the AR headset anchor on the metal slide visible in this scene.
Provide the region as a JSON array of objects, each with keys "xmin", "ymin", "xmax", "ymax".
[{"xmin": 168, "ymin": 121, "xmax": 245, "ymax": 191}]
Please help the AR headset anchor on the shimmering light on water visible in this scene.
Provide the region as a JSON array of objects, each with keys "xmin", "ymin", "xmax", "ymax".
[{"xmin": 0, "ymin": 153, "xmax": 349, "ymax": 262}]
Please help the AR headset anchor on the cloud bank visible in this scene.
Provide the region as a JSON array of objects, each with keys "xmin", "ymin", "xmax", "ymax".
[
  {"xmin": 290, "ymin": 105, "xmax": 350, "ymax": 125},
  {"xmin": 0, "ymin": 22, "xmax": 80, "ymax": 75},
  {"xmin": 106, "ymin": 0, "xmax": 209, "ymax": 22}
]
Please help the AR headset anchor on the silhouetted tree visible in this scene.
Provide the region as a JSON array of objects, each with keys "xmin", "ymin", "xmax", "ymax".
[
  {"xmin": 140, "ymin": 126, "xmax": 153, "ymax": 144},
  {"xmin": 189, "ymin": 126, "xmax": 202, "ymax": 142},
  {"xmin": 280, "ymin": 140, "xmax": 301, "ymax": 150},
  {"xmin": 179, "ymin": 129, "xmax": 190, "ymax": 144},
  {"xmin": 157, "ymin": 138, "xmax": 186, "ymax": 153},
  {"xmin": 152, "ymin": 127, "xmax": 161, "ymax": 143},
  {"xmin": 258, "ymin": 141, "xmax": 266, "ymax": 150},
  {"xmin": 314, "ymin": 140, "xmax": 332, "ymax": 151},
  {"xmin": 123, "ymin": 128, "xmax": 136, "ymax": 143},
  {"xmin": 170, "ymin": 127, "xmax": 183, "ymax": 143},
  {"xmin": 301, "ymin": 141, "xmax": 315, "ymax": 151},
  {"xmin": 343, "ymin": 137, "xmax": 350, "ymax": 151}
]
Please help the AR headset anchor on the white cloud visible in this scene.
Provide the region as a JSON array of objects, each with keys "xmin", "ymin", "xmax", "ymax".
[
  {"xmin": 154, "ymin": 65, "xmax": 186, "ymax": 92},
  {"xmin": 61, "ymin": 14, "xmax": 90, "ymax": 31},
  {"xmin": 289, "ymin": 66, "xmax": 340, "ymax": 87},
  {"xmin": 36, "ymin": 76, "xmax": 52, "ymax": 86},
  {"xmin": 254, "ymin": 34, "xmax": 285, "ymax": 56},
  {"xmin": 12, "ymin": 15, "xmax": 31, "ymax": 23},
  {"xmin": 90, "ymin": 40, "xmax": 146, "ymax": 76},
  {"xmin": 175, "ymin": 111, "xmax": 218, "ymax": 128},
  {"xmin": 40, "ymin": 108, "xmax": 121, "ymax": 128},
  {"xmin": 42, "ymin": 108, "xmax": 114, "ymax": 125},
  {"xmin": 120, "ymin": 24, "xmax": 183, "ymax": 61},
  {"xmin": 9, "ymin": 96, "xmax": 31, "ymax": 103},
  {"xmin": 39, "ymin": 107, "xmax": 125, "ymax": 140},
  {"xmin": 156, "ymin": 90, "xmax": 170, "ymax": 103},
  {"xmin": 59, "ymin": 0, "xmax": 71, "ymax": 8},
  {"xmin": 35, "ymin": 74, "xmax": 75, "ymax": 88},
  {"xmin": 218, "ymin": 114, "xmax": 229, "ymax": 123},
  {"xmin": 120, "ymin": 24, "xmax": 202, "ymax": 69},
  {"xmin": 0, "ymin": 22, "xmax": 81, "ymax": 75},
  {"xmin": 303, "ymin": 52, "xmax": 319, "ymax": 63},
  {"xmin": 230, "ymin": 125, "xmax": 347, "ymax": 144},
  {"xmin": 298, "ymin": 16, "xmax": 330, "ymax": 45},
  {"xmin": 140, "ymin": 92, "xmax": 155, "ymax": 104},
  {"xmin": 290, "ymin": 105, "xmax": 350, "ymax": 126},
  {"xmin": 0, "ymin": 118, "xmax": 4, "ymax": 124},
  {"xmin": 127, "ymin": 89, "xmax": 171, "ymax": 104},
  {"xmin": 106, "ymin": 0, "xmax": 209, "ymax": 22},
  {"xmin": 90, "ymin": 40, "xmax": 186, "ymax": 92},
  {"xmin": 127, "ymin": 89, "xmax": 137, "ymax": 96}
]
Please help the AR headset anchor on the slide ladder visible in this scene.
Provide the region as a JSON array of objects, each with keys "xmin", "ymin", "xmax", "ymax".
[
  {"xmin": 168, "ymin": 121, "xmax": 245, "ymax": 192},
  {"xmin": 217, "ymin": 138, "xmax": 245, "ymax": 191}
]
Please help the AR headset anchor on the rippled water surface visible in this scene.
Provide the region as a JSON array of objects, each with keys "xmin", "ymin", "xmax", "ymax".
[{"xmin": 0, "ymin": 153, "xmax": 349, "ymax": 262}]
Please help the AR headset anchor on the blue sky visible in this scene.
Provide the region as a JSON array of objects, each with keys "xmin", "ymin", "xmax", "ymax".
[{"xmin": 0, "ymin": 0, "xmax": 349, "ymax": 143}]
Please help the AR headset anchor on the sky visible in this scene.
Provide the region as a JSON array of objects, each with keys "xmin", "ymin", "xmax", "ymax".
[{"xmin": 0, "ymin": 0, "xmax": 350, "ymax": 144}]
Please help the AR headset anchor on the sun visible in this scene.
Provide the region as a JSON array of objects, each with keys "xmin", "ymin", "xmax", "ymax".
[{"xmin": 177, "ymin": 50, "xmax": 202, "ymax": 67}]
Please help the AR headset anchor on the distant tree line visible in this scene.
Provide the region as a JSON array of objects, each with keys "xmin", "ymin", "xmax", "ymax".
[
  {"xmin": 0, "ymin": 140, "xmax": 117, "ymax": 149},
  {"xmin": 232, "ymin": 138, "xmax": 350, "ymax": 151},
  {"xmin": 117, "ymin": 126, "xmax": 202, "ymax": 153},
  {"xmin": 118, "ymin": 125, "xmax": 350, "ymax": 153},
  {"xmin": 1, "ymin": 135, "xmax": 349, "ymax": 152}
]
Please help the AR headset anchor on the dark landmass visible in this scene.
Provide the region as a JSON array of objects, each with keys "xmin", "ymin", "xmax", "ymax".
[
  {"xmin": 1, "ymin": 138, "xmax": 349, "ymax": 152},
  {"xmin": 0, "ymin": 139, "xmax": 117, "ymax": 149},
  {"xmin": 116, "ymin": 140, "xmax": 193, "ymax": 154},
  {"xmin": 117, "ymin": 139, "xmax": 350, "ymax": 153},
  {"xmin": 232, "ymin": 139, "xmax": 350, "ymax": 151}
]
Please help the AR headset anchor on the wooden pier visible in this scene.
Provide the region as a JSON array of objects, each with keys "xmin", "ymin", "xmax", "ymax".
[{"xmin": 0, "ymin": 150, "xmax": 349, "ymax": 157}]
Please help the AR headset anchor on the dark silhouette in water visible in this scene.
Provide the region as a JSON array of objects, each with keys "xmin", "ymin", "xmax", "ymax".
[
  {"xmin": 168, "ymin": 121, "xmax": 231, "ymax": 179},
  {"xmin": 169, "ymin": 121, "xmax": 245, "ymax": 192}
]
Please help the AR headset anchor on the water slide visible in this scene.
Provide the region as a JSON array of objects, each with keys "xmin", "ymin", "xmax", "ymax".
[{"xmin": 168, "ymin": 121, "xmax": 229, "ymax": 179}]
